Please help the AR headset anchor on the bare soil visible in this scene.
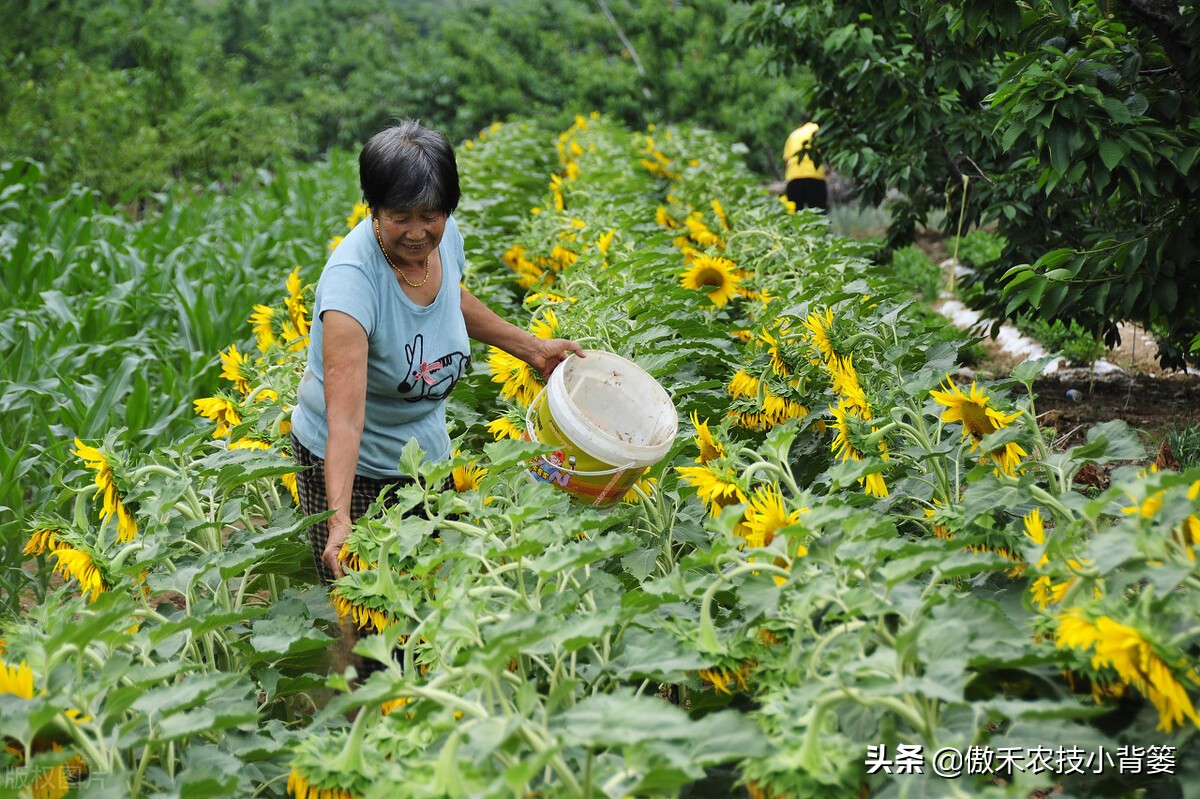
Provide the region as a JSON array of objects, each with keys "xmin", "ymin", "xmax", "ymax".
[
  {"xmin": 913, "ymin": 228, "xmax": 1200, "ymax": 456},
  {"xmin": 961, "ymin": 308, "xmax": 1199, "ymax": 452}
]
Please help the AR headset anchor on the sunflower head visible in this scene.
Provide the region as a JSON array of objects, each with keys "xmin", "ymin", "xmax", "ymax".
[
  {"xmin": 680, "ymin": 254, "xmax": 741, "ymax": 308},
  {"xmin": 741, "ymin": 483, "xmax": 803, "ymax": 549},
  {"xmin": 676, "ymin": 464, "xmax": 747, "ymax": 517},
  {"xmin": 0, "ymin": 659, "xmax": 34, "ymax": 699},
  {"xmin": 689, "ymin": 412, "xmax": 725, "ymax": 464},
  {"xmin": 930, "ymin": 377, "xmax": 1021, "ymax": 443}
]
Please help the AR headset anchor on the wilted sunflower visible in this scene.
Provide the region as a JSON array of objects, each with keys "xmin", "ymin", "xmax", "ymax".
[
  {"xmin": 930, "ymin": 377, "xmax": 1026, "ymax": 475},
  {"xmin": 24, "ymin": 517, "xmax": 71, "ymax": 557},
  {"xmin": 330, "ymin": 590, "xmax": 394, "ymax": 635}
]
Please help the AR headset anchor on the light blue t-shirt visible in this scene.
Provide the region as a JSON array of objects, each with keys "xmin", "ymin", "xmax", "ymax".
[{"xmin": 291, "ymin": 215, "xmax": 471, "ymax": 478}]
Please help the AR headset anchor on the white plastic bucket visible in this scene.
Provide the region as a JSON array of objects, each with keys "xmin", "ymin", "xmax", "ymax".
[{"xmin": 525, "ymin": 350, "xmax": 677, "ymax": 506}]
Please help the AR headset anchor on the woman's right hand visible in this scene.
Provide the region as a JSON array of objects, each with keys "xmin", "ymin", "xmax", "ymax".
[{"xmin": 323, "ymin": 517, "xmax": 353, "ymax": 580}]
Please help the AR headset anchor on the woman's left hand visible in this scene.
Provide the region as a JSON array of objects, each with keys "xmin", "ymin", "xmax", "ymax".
[{"xmin": 527, "ymin": 337, "xmax": 585, "ymax": 380}]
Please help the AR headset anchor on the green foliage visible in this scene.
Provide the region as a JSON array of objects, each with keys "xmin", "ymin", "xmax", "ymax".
[
  {"xmin": 1167, "ymin": 422, "xmax": 1200, "ymax": 470},
  {"xmin": 735, "ymin": 0, "xmax": 1200, "ymax": 366},
  {"xmin": 4, "ymin": 115, "xmax": 1198, "ymax": 798},
  {"xmin": 1022, "ymin": 318, "xmax": 1107, "ymax": 366},
  {"xmin": 0, "ymin": 0, "xmax": 806, "ymax": 200},
  {"xmin": 0, "ymin": 154, "xmax": 358, "ymax": 610},
  {"xmin": 952, "ymin": 229, "xmax": 1007, "ymax": 270},
  {"xmin": 889, "ymin": 244, "xmax": 942, "ymax": 301}
]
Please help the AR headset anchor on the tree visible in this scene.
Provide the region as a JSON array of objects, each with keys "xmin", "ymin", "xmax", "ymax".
[{"xmin": 735, "ymin": 0, "xmax": 1200, "ymax": 365}]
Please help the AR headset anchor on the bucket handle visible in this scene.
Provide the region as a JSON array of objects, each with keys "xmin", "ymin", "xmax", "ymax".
[{"xmin": 525, "ymin": 384, "xmax": 637, "ymax": 476}]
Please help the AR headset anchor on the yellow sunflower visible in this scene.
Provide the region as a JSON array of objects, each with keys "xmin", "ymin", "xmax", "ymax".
[
  {"xmin": 711, "ymin": 198, "xmax": 730, "ymax": 231},
  {"xmin": 220, "ymin": 343, "xmax": 253, "ymax": 396},
  {"xmin": 1055, "ymin": 611, "xmax": 1200, "ymax": 732},
  {"xmin": 194, "ymin": 395, "xmax": 242, "ymax": 439},
  {"xmin": 529, "ymin": 308, "xmax": 559, "ymax": 340},
  {"xmin": 330, "ymin": 593, "xmax": 393, "ymax": 634},
  {"xmin": 676, "ymin": 464, "xmax": 747, "ymax": 517},
  {"xmin": 690, "ymin": 412, "xmax": 724, "ymax": 464},
  {"xmin": 1023, "ymin": 508, "xmax": 1080, "ymax": 609},
  {"xmin": 827, "ymin": 354, "xmax": 869, "ymax": 417},
  {"xmin": 285, "ymin": 266, "xmax": 310, "ymax": 341},
  {"xmin": 51, "ymin": 548, "xmax": 106, "ymax": 602},
  {"xmin": 757, "ymin": 326, "xmax": 791, "ymax": 377},
  {"xmin": 680, "ymin": 254, "xmax": 741, "ymax": 308},
  {"xmin": 548, "ymin": 245, "xmax": 578, "ymax": 271},
  {"xmin": 654, "ymin": 206, "xmax": 677, "ymax": 229},
  {"xmin": 684, "ymin": 213, "xmax": 723, "ymax": 250},
  {"xmin": 346, "ymin": 202, "xmax": 369, "ymax": 229},
  {"xmin": 24, "ymin": 521, "xmax": 69, "ymax": 557},
  {"xmin": 452, "ymin": 457, "xmax": 488, "ymax": 492},
  {"xmin": 0, "ymin": 659, "xmax": 34, "ymax": 698},
  {"xmin": 801, "ymin": 307, "xmax": 836, "ymax": 363},
  {"xmin": 287, "ymin": 768, "xmax": 357, "ymax": 799},
  {"xmin": 623, "ymin": 474, "xmax": 658, "ymax": 504},
  {"xmin": 930, "ymin": 377, "xmax": 1026, "ymax": 475},
  {"xmin": 487, "ymin": 347, "xmax": 540, "ymax": 405},
  {"xmin": 71, "ymin": 438, "xmax": 137, "ymax": 542},
  {"xmin": 829, "ymin": 399, "xmax": 889, "ymax": 499},
  {"xmin": 249, "ymin": 304, "xmax": 278, "ymax": 352},
  {"xmin": 741, "ymin": 484, "xmax": 804, "ymax": 549},
  {"xmin": 726, "ymin": 369, "xmax": 761, "ymax": 399},
  {"xmin": 487, "ymin": 415, "xmax": 525, "ymax": 442}
]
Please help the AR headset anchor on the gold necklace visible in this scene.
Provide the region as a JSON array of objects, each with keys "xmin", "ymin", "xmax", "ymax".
[{"xmin": 374, "ymin": 218, "xmax": 431, "ymax": 288}]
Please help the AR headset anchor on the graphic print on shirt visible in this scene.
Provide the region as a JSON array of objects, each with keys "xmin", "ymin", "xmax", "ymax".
[{"xmin": 396, "ymin": 333, "xmax": 470, "ymax": 401}]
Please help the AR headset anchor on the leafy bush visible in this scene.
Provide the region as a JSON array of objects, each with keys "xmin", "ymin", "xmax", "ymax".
[
  {"xmin": 1167, "ymin": 422, "xmax": 1200, "ymax": 470},
  {"xmin": 1022, "ymin": 318, "xmax": 1106, "ymax": 366},
  {"xmin": 890, "ymin": 244, "xmax": 942, "ymax": 301},
  {"xmin": 951, "ymin": 229, "xmax": 1007, "ymax": 270},
  {"xmin": 735, "ymin": 0, "xmax": 1200, "ymax": 365}
]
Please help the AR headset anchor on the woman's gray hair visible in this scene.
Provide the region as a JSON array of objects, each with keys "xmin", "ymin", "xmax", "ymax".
[{"xmin": 359, "ymin": 120, "xmax": 460, "ymax": 214}]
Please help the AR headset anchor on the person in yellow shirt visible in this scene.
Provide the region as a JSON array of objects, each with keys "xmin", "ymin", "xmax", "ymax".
[{"xmin": 783, "ymin": 121, "xmax": 827, "ymax": 211}]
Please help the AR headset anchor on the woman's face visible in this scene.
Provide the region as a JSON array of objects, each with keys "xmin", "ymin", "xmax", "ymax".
[{"xmin": 375, "ymin": 207, "xmax": 447, "ymax": 268}]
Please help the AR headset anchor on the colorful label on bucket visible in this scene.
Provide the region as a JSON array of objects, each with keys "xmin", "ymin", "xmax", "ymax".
[{"xmin": 526, "ymin": 391, "xmax": 641, "ymax": 507}]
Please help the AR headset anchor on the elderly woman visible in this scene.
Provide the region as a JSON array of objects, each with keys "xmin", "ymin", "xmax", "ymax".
[{"xmin": 291, "ymin": 120, "xmax": 582, "ymax": 584}]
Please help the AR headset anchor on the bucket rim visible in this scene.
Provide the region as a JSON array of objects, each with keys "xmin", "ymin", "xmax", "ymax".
[{"xmin": 548, "ymin": 350, "xmax": 678, "ymax": 466}]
